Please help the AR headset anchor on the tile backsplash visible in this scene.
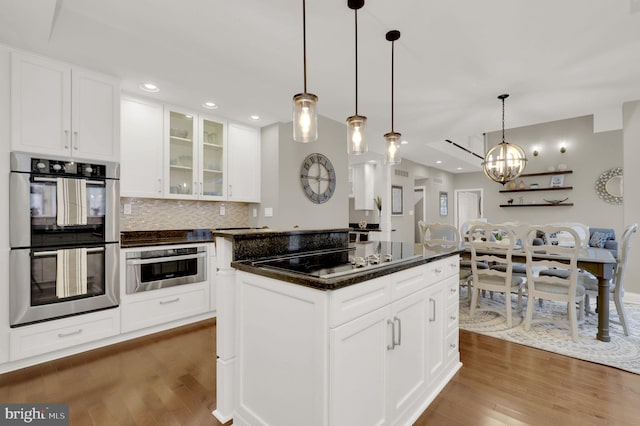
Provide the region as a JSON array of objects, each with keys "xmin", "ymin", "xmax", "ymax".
[{"xmin": 120, "ymin": 198, "xmax": 249, "ymax": 231}]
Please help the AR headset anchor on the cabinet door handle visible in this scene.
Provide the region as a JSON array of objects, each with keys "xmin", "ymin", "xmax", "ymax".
[
  {"xmin": 58, "ymin": 329, "xmax": 82, "ymax": 338},
  {"xmin": 159, "ymin": 297, "xmax": 180, "ymax": 305},
  {"xmin": 450, "ymin": 314, "xmax": 457, "ymax": 321},
  {"xmin": 200, "ymin": 182, "xmax": 203, "ymax": 195},
  {"xmin": 229, "ymin": 184, "xmax": 232, "ymax": 197},
  {"xmin": 387, "ymin": 319, "xmax": 395, "ymax": 350},
  {"xmin": 64, "ymin": 130, "xmax": 70, "ymax": 149},
  {"xmin": 450, "ymin": 287, "xmax": 457, "ymax": 294},
  {"xmin": 394, "ymin": 316, "xmax": 401, "ymax": 346},
  {"xmin": 158, "ymin": 178, "xmax": 162, "ymax": 193},
  {"xmin": 429, "ymin": 298, "xmax": 436, "ymax": 322},
  {"xmin": 73, "ymin": 131, "xmax": 79, "ymax": 150}
]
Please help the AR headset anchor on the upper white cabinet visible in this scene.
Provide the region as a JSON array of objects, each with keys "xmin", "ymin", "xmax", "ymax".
[
  {"xmin": 11, "ymin": 51, "xmax": 120, "ymax": 162},
  {"xmin": 227, "ymin": 123, "xmax": 260, "ymax": 202},
  {"xmin": 120, "ymin": 97, "xmax": 164, "ymax": 197},
  {"xmin": 164, "ymin": 106, "xmax": 228, "ymax": 201}
]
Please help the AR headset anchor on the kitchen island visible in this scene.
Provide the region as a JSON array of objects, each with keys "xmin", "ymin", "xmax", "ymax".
[{"xmin": 213, "ymin": 228, "xmax": 462, "ymax": 426}]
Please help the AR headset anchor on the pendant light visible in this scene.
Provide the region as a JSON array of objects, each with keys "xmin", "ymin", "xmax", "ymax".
[
  {"xmin": 384, "ymin": 30, "xmax": 401, "ymax": 165},
  {"xmin": 481, "ymin": 94, "xmax": 527, "ymax": 184},
  {"xmin": 347, "ymin": 0, "xmax": 367, "ymax": 155},
  {"xmin": 292, "ymin": 0, "xmax": 318, "ymax": 143}
]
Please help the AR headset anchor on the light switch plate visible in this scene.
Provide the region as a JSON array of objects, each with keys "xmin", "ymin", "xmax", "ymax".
[
  {"xmin": 123, "ymin": 203, "xmax": 132, "ymax": 215},
  {"xmin": 264, "ymin": 207, "xmax": 273, "ymax": 217}
]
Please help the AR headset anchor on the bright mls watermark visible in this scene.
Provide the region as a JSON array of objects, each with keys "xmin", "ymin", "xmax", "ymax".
[{"xmin": 1, "ymin": 404, "xmax": 68, "ymax": 425}]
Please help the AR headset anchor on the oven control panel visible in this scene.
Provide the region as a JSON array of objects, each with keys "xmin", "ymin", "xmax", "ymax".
[{"xmin": 30, "ymin": 158, "xmax": 106, "ymax": 178}]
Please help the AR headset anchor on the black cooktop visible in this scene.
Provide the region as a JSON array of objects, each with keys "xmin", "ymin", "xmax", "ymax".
[{"xmin": 251, "ymin": 242, "xmax": 421, "ymax": 279}]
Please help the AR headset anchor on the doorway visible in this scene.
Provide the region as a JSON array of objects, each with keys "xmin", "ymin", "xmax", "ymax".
[{"xmin": 454, "ymin": 188, "xmax": 484, "ymax": 231}]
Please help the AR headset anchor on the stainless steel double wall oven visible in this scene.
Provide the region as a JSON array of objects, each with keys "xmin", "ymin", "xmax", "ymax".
[{"xmin": 9, "ymin": 152, "xmax": 120, "ymax": 327}]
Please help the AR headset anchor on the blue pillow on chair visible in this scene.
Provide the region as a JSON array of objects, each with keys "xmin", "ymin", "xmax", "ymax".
[{"xmin": 589, "ymin": 231, "xmax": 613, "ymax": 248}]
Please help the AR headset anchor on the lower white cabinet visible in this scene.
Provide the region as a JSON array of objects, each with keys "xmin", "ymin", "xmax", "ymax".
[
  {"xmin": 233, "ymin": 256, "xmax": 462, "ymax": 426},
  {"xmin": 120, "ymin": 282, "xmax": 209, "ymax": 333},
  {"xmin": 9, "ymin": 308, "xmax": 120, "ymax": 361}
]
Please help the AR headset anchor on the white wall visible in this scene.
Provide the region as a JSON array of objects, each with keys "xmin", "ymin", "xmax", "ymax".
[
  {"xmin": 0, "ymin": 45, "xmax": 11, "ymax": 363},
  {"xmin": 455, "ymin": 115, "xmax": 624, "ymax": 236},
  {"xmin": 623, "ymin": 101, "xmax": 640, "ymax": 296},
  {"xmin": 255, "ymin": 115, "xmax": 349, "ymax": 229}
]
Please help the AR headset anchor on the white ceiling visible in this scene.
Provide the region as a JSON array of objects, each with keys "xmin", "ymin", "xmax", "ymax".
[{"xmin": 2, "ymin": 0, "xmax": 640, "ymax": 173}]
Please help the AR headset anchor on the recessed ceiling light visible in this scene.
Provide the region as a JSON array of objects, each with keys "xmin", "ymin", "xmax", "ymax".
[
  {"xmin": 456, "ymin": 167, "xmax": 463, "ymax": 170},
  {"xmin": 249, "ymin": 115, "xmax": 261, "ymax": 121},
  {"xmin": 401, "ymin": 140, "xmax": 408, "ymax": 145},
  {"xmin": 435, "ymin": 160, "xmax": 443, "ymax": 164},
  {"xmin": 203, "ymin": 101, "xmax": 218, "ymax": 109},
  {"xmin": 139, "ymin": 82, "xmax": 159, "ymax": 92}
]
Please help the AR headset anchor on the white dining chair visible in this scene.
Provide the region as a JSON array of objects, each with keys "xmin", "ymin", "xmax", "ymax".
[
  {"xmin": 523, "ymin": 225, "xmax": 585, "ymax": 342},
  {"xmin": 583, "ymin": 223, "xmax": 637, "ymax": 336},
  {"xmin": 468, "ymin": 224, "xmax": 524, "ymax": 327}
]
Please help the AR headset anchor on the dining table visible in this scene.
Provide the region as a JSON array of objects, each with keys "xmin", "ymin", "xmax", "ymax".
[{"xmin": 463, "ymin": 245, "xmax": 617, "ymax": 342}]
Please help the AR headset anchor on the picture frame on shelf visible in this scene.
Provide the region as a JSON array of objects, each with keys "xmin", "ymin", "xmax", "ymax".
[{"xmin": 550, "ymin": 175, "xmax": 565, "ymax": 187}]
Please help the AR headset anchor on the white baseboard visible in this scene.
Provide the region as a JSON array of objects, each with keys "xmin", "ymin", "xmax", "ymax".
[{"xmin": 624, "ymin": 292, "xmax": 640, "ymax": 304}]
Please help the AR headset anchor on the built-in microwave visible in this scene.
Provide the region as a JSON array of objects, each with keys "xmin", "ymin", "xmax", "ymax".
[{"xmin": 125, "ymin": 245, "xmax": 208, "ymax": 293}]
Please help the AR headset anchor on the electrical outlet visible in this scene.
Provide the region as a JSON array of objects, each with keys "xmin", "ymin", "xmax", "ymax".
[
  {"xmin": 123, "ymin": 203, "xmax": 132, "ymax": 215},
  {"xmin": 253, "ymin": 208, "xmax": 257, "ymax": 217},
  {"xmin": 219, "ymin": 204, "xmax": 226, "ymax": 216}
]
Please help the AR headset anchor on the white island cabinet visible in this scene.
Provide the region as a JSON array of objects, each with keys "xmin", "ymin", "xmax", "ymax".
[{"xmin": 232, "ymin": 256, "xmax": 461, "ymax": 426}]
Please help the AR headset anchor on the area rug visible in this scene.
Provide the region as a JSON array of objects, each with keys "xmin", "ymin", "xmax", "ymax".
[{"xmin": 458, "ymin": 292, "xmax": 640, "ymax": 374}]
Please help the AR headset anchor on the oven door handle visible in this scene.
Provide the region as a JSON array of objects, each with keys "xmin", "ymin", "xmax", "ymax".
[
  {"xmin": 33, "ymin": 247, "xmax": 105, "ymax": 257},
  {"xmin": 33, "ymin": 176, "xmax": 106, "ymax": 186},
  {"xmin": 126, "ymin": 252, "xmax": 207, "ymax": 266}
]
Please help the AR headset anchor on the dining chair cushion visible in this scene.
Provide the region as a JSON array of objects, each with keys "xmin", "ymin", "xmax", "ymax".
[
  {"xmin": 490, "ymin": 262, "xmax": 527, "ymax": 274},
  {"xmin": 539, "ymin": 268, "xmax": 598, "ymax": 287},
  {"xmin": 476, "ymin": 274, "xmax": 526, "ymax": 289},
  {"xmin": 530, "ymin": 281, "xmax": 586, "ymax": 297},
  {"xmin": 460, "ymin": 260, "xmax": 489, "ymax": 269}
]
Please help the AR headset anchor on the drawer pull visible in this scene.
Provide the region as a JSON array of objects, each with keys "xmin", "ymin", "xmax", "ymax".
[
  {"xmin": 434, "ymin": 268, "xmax": 442, "ymax": 274},
  {"xmin": 387, "ymin": 319, "xmax": 395, "ymax": 350},
  {"xmin": 450, "ymin": 263, "xmax": 457, "ymax": 267},
  {"xmin": 449, "ymin": 343, "xmax": 457, "ymax": 349},
  {"xmin": 450, "ymin": 315, "xmax": 457, "ymax": 321},
  {"xmin": 429, "ymin": 298, "xmax": 436, "ymax": 322},
  {"xmin": 160, "ymin": 297, "xmax": 180, "ymax": 305},
  {"xmin": 58, "ymin": 329, "xmax": 82, "ymax": 338}
]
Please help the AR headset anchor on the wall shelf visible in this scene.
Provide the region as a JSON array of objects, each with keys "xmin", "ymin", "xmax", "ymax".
[
  {"xmin": 518, "ymin": 170, "xmax": 573, "ymax": 177},
  {"xmin": 500, "ymin": 186, "xmax": 573, "ymax": 193},
  {"xmin": 500, "ymin": 203, "xmax": 574, "ymax": 208}
]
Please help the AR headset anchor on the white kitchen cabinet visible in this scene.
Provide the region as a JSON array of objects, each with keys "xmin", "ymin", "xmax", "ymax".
[
  {"xmin": 120, "ymin": 97, "xmax": 164, "ymax": 197},
  {"xmin": 227, "ymin": 123, "xmax": 260, "ymax": 202},
  {"xmin": 233, "ymin": 257, "xmax": 462, "ymax": 426},
  {"xmin": 120, "ymin": 282, "xmax": 210, "ymax": 333},
  {"xmin": 11, "ymin": 51, "xmax": 120, "ymax": 162},
  {"xmin": 9, "ymin": 308, "xmax": 120, "ymax": 361}
]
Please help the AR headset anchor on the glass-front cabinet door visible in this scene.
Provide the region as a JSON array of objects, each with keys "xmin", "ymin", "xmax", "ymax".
[
  {"xmin": 166, "ymin": 109, "xmax": 197, "ymax": 198},
  {"xmin": 200, "ymin": 116, "xmax": 226, "ymax": 199}
]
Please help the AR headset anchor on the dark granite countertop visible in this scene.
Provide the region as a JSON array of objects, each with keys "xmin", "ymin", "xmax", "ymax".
[{"xmin": 231, "ymin": 246, "xmax": 463, "ymax": 291}]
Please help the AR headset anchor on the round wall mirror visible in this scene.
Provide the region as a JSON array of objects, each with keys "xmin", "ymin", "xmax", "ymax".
[{"xmin": 595, "ymin": 167, "xmax": 623, "ymax": 205}]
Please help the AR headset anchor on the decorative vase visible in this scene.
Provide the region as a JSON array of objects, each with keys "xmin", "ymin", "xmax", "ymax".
[
  {"xmin": 518, "ymin": 180, "xmax": 525, "ymax": 190},
  {"xmin": 508, "ymin": 181, "xmax": 517, "ymax": 190}
]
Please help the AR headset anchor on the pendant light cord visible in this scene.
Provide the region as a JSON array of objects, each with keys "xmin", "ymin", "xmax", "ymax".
[
  {"xmin": 303, "ymin": 0, "xmax": 308, "ymax": 93},
  {"xmin": 501, "ymin": 96, "xmax": 506, "ymax": 143},
  {"xmin": 391, "ymin": 38, "xmax": 395, "ymax": 132},
  {"xmin": 354, "ymin": 7, "xmax": 359, "ymax": 115}
]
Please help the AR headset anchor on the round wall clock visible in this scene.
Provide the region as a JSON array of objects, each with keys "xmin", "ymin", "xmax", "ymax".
[{"xmin": 300, "ymin": 153, "xmax": 337, "ymax": 204}]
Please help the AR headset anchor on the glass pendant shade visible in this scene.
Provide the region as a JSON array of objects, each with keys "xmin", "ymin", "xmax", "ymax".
[
  {"xmin": 482, "ymin": 141, "xmax": 527, "ymax": 184},
  {"xmin": 347, "ymin": 114, "xmax": 367, "ymax": 155},
  {"xmin": 384, "ymin": 132, "xmax": 401, "ymax": 165},
  {"xmin": 293, "ymin": 92, "xmax": 318, "ymax": 143}
]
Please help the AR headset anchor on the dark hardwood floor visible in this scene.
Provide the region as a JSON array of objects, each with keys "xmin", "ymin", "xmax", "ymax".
[{"xmin": 2, "ymin": 319, "xmax": 639, "ymax": 425}]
